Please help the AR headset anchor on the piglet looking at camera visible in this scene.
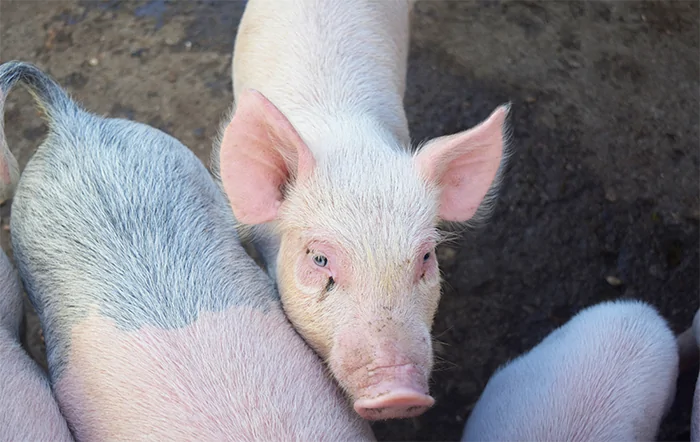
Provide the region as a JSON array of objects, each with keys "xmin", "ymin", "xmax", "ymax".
[{"xmin": 214, "ymin": 0, "xmax": 511, "ymax": 420}]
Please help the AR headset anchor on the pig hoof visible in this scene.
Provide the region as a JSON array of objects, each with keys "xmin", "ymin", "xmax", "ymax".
[{"xmin": 353, "ymin": 388, "xmax": 434, "ymax": 420}]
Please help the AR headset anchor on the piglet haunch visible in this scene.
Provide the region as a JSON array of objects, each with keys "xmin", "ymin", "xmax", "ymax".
[
  {"xmin": 215, "ymin": 0, "xmax": 511, "ymax": 420},
  {"xmin": 462, "ymin": 300, "xmax": 680, "ymax": 441}
]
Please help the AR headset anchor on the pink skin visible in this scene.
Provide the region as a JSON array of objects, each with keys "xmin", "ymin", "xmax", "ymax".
[
  {"xmin": 0, "ymin": 338, "xmax": 74, "ymax": 441},
  {"xmin": 52, "ymin": 306, "xmax": 374, "ymax": 441},
  {"xmin": 295, "ymin": 239, "xmax": 438, "ymax": 419}
]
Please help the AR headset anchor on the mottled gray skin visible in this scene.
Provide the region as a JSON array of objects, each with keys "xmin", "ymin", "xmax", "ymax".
[
  {"xmin": 1, "ymin": 61, "xmax": 273, "ymax": 381},
  {"xmin": 0, "ymin": 249, "xmax": 73, "ymax": 441},
  {"xmin": 0, "ymin": 247, "xmax": 22, "ymax": 336},
  {"xmin": 1, "ymin": 61, "xmax": 372, "ymax": 440}
]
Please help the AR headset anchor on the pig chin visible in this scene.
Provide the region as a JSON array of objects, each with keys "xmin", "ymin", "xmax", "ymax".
[{"xmin": 329, "ymin": 327, "xmax": 435, "ymax": 421}]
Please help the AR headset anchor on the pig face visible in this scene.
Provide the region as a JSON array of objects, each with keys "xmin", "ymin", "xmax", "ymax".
[
  {"xmin": 275, "ymin": 149, "xmax": 443, "ymax": 420},
  {"xmin": 219, "ymin": 90, "xmax": 509, "ymax": 420}
]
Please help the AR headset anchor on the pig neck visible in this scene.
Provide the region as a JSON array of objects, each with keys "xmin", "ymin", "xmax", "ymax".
[{"xmin": 235, "ymin": 0, "xmax": 412, "ymax": 154}]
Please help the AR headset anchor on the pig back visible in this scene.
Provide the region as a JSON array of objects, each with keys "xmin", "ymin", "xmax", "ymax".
[{"xmin": 10, "ymin": 117, "xmax": 373, "ymax": 441}]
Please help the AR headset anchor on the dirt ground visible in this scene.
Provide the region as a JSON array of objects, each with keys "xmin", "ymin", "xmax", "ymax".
[{"xmin": 0, "ymin": 0, "xmax": 698, "ymax": 440}]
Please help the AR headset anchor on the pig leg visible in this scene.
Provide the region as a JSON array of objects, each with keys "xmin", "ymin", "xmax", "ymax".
[
  {"xmin": 462, "ymin": 299, "xmax": 679, "ymax": 441},
  {"xmin": 0, "ymin": 251, "xmax": 73, "ymax": 441}
]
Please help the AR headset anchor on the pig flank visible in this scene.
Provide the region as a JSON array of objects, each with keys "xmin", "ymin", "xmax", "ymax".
[
  {"xmin": 213, "ymin": 0, "xmax": 511, "ymax": 420},
  {"xmin": 461, "ymin": 300, "xmax": 680, "ymax": 442},
  {"xmin": 692, "ymin": 309, "xmax": 700, "ymax": 442},
  {"xmin": 0, "ymin": 249, "xmax": 73, "ymax": 441},
  {"xmin": 1, "ymin": 61, "xmax": 373, "ymax": 441}
]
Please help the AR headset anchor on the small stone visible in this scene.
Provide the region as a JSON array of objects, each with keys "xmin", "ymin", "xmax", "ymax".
[
  {"xmin": 521, "ymin": 304, "xmax": 536, "ymax": 314},
  {"xmin": 44, "ymin": 28, "xmax": 57, "ymax": 50},
  {"xmin": 605, "ymin": 275, "xmax": 622, "ymax": 286},
  {"xmin": 526, "ymin": 96, "xmax": 536, "ymax": 103},
  {"xmin": 165, "ymin": 37, "xmax": 176, "ymax": 45},
  {"xmin": 192, "ymin": 127, "xmax": 205, "ymax": 139},
  {"xmin": 184, "ymin": 40, "xmax": 192, "ymax": 50},
  {"xmin": 563, "ymin": 57, "xmax": 581, "ymax": 68},
  {"xmin": 131, "ymin": 48, "xmax": 147, "ymax": 58},
  {"xmin": 166, "ymin": 71, "xmax": 178, "ymax": 83},
  {"xmin": 88, "ymin": 57, "xmax": 99, "ymax": 66},
  {"xmin": 648, "ymin": 264, "xmax": 665, "ymax": 279},
  {"xmin": 604, "ymin": 189, "xmax": 617, "ymax": 202}
]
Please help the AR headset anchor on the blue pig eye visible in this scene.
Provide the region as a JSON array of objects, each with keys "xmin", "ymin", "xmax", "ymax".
[
  {"xmin": 313, "ymin": 254, "xmax": 328, "ymax": 267},
  {"xmin": 423, "ymin": 252, "xmax": 431, "ymax": 261}
]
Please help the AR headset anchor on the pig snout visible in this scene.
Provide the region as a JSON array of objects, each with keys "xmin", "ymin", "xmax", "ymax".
[
  {"xmin": 352, "ymin": 364, "xmax": 434, "ymax": 420},
  {"xmin": 332, "ymin": 326, "xmax": 434, "ymax": 420}
]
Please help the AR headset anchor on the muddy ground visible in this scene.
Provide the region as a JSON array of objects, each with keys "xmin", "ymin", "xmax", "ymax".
[{"xmin": 0, "ymin": 0, "xmax": 698, "ymax": 440}]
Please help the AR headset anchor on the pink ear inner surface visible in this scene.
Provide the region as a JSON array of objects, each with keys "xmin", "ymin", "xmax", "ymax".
[
  {"xmin": 219, "ymin": 89, "xmax": 315, "ymax": 224},
  {"xmin": 415, "ymin": 105, "xmax": 509, "ymax": 222}
]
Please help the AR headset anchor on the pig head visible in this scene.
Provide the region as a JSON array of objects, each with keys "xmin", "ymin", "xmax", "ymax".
[{"xmin": 219, "ymin": 89, "xmax": 509, "ymax": 420}]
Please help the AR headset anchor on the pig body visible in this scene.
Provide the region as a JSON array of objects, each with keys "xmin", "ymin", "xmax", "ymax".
[
  {"xmin": 214, "ymin": 0, "xmax": 511, "ymax": 420},
  {"xmin": 462, "ymin": 300, "xmax": 679, "ymax": 441},
  {"xmin": 0, "ymin": 247, "xmax": 73, "ymax": 441},
  {"xmin": 1, "ymin": 61, "xmax": 374, "ymax": 441},
  {"xmin": 677, "ymin": 307, "xmax": 699, "ymax": 442}
]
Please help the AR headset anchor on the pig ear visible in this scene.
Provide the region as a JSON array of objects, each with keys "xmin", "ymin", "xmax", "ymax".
[
  {"xmin": 414, "ymin": 105, "xmax": 510, "ymax": 222},
  {"xmin": 219, "ymin": 89, "xmax": 315, "ymax": 225}
]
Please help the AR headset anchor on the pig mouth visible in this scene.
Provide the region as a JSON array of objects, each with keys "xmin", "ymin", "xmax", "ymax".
[{"xmin": 350, "ymin": 363, "xmax": 434, "ymax": 420}]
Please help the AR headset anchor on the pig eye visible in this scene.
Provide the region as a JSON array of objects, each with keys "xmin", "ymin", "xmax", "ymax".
[
  {"xmin": 312, "ymin": 254, "xmax": 328, "ymax": 267},
  {"xmin": 423, "ymin": 252, "xmax": 431, "ymax": 261}
]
